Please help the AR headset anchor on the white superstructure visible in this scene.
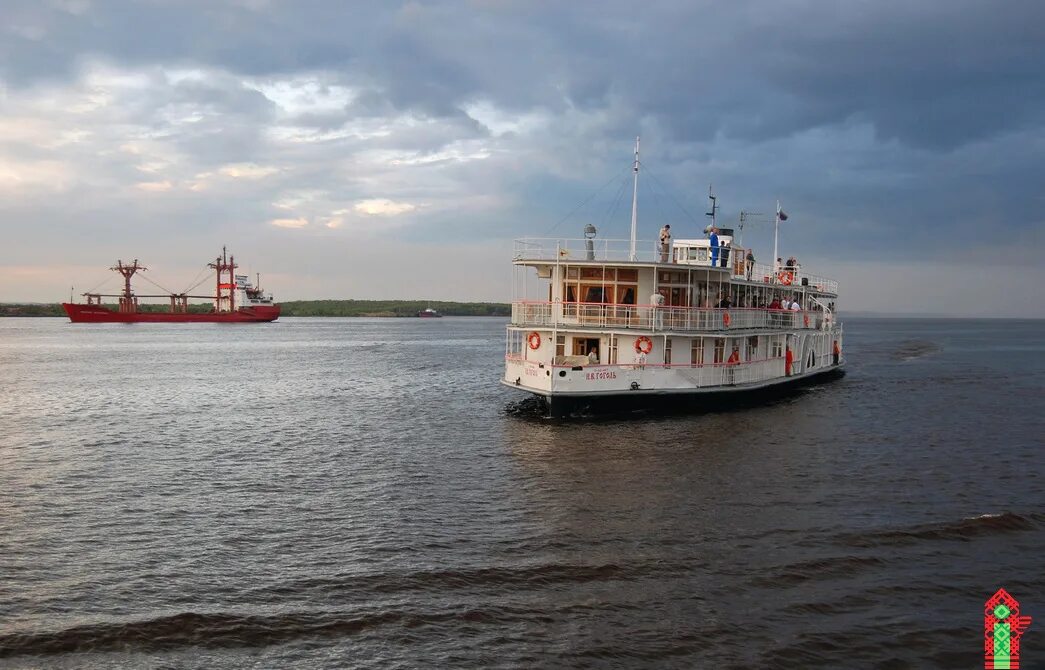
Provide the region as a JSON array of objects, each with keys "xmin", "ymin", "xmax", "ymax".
[
  {"xmin": 502, "ymin": 142, "xmax": 844, "ymax": 416},
  {"xmin": 234, "ymin": 274, "xmax": 275, "ymax": 307}
]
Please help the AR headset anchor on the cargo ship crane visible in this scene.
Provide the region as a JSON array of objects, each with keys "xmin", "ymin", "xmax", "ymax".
[
  {"xmin": 112, "ymin": 259, "xmax": 146, "ymax": 314},
  {"xmin": 208, "ymin": 247, "xmax": 237, "ymax": 313}
]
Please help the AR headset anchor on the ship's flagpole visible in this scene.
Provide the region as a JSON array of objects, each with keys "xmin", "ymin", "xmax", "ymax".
[
  {"xmin": 773, "ymin": 200, "xmax": 780, "ymax": 275},
  {"xmin": 629, "ymin": 136, "xmax": 640, "ymax": 262}
]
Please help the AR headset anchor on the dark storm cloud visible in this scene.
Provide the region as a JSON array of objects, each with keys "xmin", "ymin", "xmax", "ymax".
[{"xmin": 5, "ymin": 1, "xmax": 1044, "ymax": 151}]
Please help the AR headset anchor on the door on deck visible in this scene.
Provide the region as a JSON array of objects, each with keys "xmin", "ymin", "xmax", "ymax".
[{"xmin": 572, "ymin": 337, "xmax": 601, "ymax": 361}]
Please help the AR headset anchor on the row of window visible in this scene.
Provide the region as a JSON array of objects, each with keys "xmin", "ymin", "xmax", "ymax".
[{"xmin": 553, "ymin": 334, "xmax": 784, "ymax": 365}]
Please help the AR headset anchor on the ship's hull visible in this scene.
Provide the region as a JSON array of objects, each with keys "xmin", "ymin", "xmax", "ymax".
[
  {"xmin": 62, "ymin": 303, "xmax": 280, "ymax": 323},
  {"xmin": 505, "ymin": 364, "xmax": 845, "ymax": 418}
]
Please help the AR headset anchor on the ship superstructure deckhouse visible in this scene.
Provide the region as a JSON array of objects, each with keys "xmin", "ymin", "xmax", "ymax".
[{"xmin": 502, "ymin": 139, "xmax": 843, "ymax": 416}]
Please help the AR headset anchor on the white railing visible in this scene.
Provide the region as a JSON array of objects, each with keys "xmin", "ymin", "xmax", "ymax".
[
  {"xmin": 511, "ymin": 301, "xmax": 829, "ymax": 332},
  {"xmin": 513, "ymin": 238, "xmax": 838, "ymax": 294},
  {"xmin": 514, "ymin": 237, "xmax": 662, "ymax": 263}
]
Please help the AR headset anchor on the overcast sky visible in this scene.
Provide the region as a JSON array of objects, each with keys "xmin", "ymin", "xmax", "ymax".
[{"xmin": 1, "ymin": 0, "xmax": 1043, "ymax": 316}]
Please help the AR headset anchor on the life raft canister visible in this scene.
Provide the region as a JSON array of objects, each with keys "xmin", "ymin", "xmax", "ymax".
[
  {"xmin": 778, "ymin": 271, "xmax": 794, "ymax": 285},
  {"xmin": 635, "ymin": 335, "xmax": 653, "ymax": 354},
  {"xmin": 722, "ymin": 311, "xmax": 731, "ymax": 327},
  {"xmin": 527, "ymin": 331, "xmax": 541, "ymax": 350}
]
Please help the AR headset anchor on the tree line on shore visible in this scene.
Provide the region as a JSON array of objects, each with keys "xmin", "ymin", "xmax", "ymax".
[{"xmin": 0, "ymin": 300, "xmax": 510, "ymax": 317}]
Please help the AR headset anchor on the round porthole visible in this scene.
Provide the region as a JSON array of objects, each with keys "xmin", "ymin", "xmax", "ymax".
[{"xmin": 558, "ymin": 370, "xmax": 566, "ymax": 377}]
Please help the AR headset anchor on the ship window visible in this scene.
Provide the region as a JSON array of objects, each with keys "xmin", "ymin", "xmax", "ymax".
[
  {"xmin": 617, "ymin": 269, "xmax": 638, "ymax": 281},
  {"xmin": 618, "ymin": 287, "xmax": 636, "ymax": 305},
  {"xmin": 555, "ymin": 335, "xmax": 565, "ymax": 357},
  {"xmin": 691, "ymin": 338, "xmax": 704, "ymax": 366},
  {"xmin": 580, "ymin": 268, "xmax": 605, "ymax": 279},
  {"xmin": 609, "ymin": 335, "xmax": 618, "ymax": 364},
  {"xmin": 564, "ymin": 285, "xmax": 577, "ymax": 302},
  {"xmin": 566, "ymin": 267, "xmax": 579, "ymax": 279},
  {"xmin": 507, "ymin": 330, "xmax": 524, "ymax": 357},
  {"xmin": 771, "ymin": 338, "xmax": 783, "ymax": 358},
  {"xmin": 713, "ymin": 338, "xmax": 725, "ymax": 364},
  {"xmin": 746, "ymin": 336, "xmax": 758, "ymax": 360},
  {"xmin": 584, "ymin": 286, "xmax": 604, "ymax": 303},
  {"xmin": 664, "ymin": 338, "xmax": 672, "ymax": 366}
]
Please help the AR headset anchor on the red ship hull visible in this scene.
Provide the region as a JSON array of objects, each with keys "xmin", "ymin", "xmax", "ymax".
[{"xmin": 62, "ymin": 303, "xmax": 280, "ymax": 323}]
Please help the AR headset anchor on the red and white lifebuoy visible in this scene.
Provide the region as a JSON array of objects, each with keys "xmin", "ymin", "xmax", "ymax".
[
  {"xmin": 778, "ymin": 271, "xmax": 794, "ymax": 285},
  {"xmin": 723, "ymin": 311, "xmax": 731, "ymax": 327},
  {"xmin": 803, "ymin": 314, "xmax": 810, "ymax": 328},
  {"xmin": 635, "ymin": 335, "xmax": 653, "ymax": 354},
  {"xmin": 527, "ymin": 331, "xmax": 541, "ymax": 350}
]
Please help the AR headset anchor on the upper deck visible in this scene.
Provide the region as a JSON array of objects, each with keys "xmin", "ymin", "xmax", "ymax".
[{"xmin": 513, "ymin": 237, "xmax": 839, "ymax": 295}]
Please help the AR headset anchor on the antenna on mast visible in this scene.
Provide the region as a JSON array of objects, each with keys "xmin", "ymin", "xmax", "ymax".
[
  {"xmin": 705, "ymin": 185, "xmax": 718, "ymax": 229},
  {"xmin": 738, "ymin": 210, "xmax": 764, "ymax": 246},
  {"xmin": 629, "ymin": 136, "xmax": 640, "ymax": 262}
]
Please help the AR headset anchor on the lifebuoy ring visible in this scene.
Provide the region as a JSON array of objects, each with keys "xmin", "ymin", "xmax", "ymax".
[
  {"xmin": 778, "ymin": 271, "xmax": 794, "ymax": 285},
  {"xmin": 635, "ymin": 335, "xmax": 653, "ymax": 354},
  {"xmin": 803, "ymin": 314, "xmax": 810, "ymax": 328},
  {"xmin": 722, "ymin": 311, "xmax": 731, "ymax": 327},
  {"xmin": 527, "ymin": 332, "xmax": 541, "ymax": 350}
]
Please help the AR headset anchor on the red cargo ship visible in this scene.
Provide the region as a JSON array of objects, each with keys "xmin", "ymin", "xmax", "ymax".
[{"xmin": 62, "ymin": 248, "xmax": 280, "ymax": 323}]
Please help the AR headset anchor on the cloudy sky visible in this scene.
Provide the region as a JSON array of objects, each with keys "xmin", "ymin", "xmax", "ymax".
[{"xmin": 1, "ymin": 0, "xmax": 1043, "ymax": 316}]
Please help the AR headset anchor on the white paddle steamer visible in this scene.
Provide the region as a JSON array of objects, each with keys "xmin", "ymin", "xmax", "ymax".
[{"xmin": 502, "ymin": 140, "xmax": 844, "ymax": 417}]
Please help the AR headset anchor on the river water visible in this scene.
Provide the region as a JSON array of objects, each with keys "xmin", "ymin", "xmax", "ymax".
[{"xmin": 1, "ymin": 316, "xmax": 1042, "ymax": 668}]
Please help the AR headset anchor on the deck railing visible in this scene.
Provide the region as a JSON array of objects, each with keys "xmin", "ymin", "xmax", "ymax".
[
  {"xmin": 513, "ymin": 238, "xmax": 838, "ymax": 294},
  {"xmin": 511, "ymin": 300, "xmax": 834, "ymax": 333}
]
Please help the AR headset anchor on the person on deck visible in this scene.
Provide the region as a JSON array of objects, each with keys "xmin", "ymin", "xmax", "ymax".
[
  {"xmin": 746, "ymin": 250, "xmax": 755, "ymax": 280},
  {"xmin": 720, "ymin": 241, "xmax": 730, "ymax": 268},
  {"xmin": 649, "ymin": 292, "xmax": 665, "ymax": 328},
  {"xmin": 659, "ymin": 225, "xmax": 672, "ymax": 263},
  {"xmin": 588, "ymin": 349, "xmax": 599, "ymax": 365},
  {"xmin": 726, "ymin": 346, "xmax": 741, "ymax": 384},
  {"xmin": 709, "ymin": 227, "xmax": 719, "ymax": 266},
  {"xmin": 785, "ymin": 345, "xmax": 794, "ymax": 376}
]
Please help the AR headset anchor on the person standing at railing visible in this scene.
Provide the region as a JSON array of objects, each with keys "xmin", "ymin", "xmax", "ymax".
[
  {"xmin": 785, "ymin": 345, "xmax": 794, "ymax": 377},
  {"xmin": 659, "ymin": 224, "xmax": 672, "ymax": 262},
  {"xmin": 588, "ymin": 348, "xmax": 599, "ymax": 365},
  {"xmin": 709, "ymin": 227, "xmax": 719, "ymax": 266},
  {"xmin": 726, "ymin": 345, "xmax": 740, "ymax": 385},
  {"xmin": 746, "ymin": 249, "xmax": 755, "ymax": 280},
  {"xmin": 720, "ymin": 240, "xmax": 730, "ymax": 268},
  {"xmin": 649, "ymin": 292, "xmax": 665, "ymax": 329}
]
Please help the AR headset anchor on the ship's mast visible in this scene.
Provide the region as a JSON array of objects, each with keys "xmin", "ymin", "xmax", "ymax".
[
  {"xmin": 111, "ymin": 259, "xmax": 146, "ymax": 314},
  {"xmin": 629, "ymin": 136, "xmax": 640, "ymax": 262},
  {"xmin": 209, "ymin": 246, "xmax": 238, "ymax": 313},
  {"xmin": 705, "ymin": 185, "xmax": 717, "ymax": 229}
]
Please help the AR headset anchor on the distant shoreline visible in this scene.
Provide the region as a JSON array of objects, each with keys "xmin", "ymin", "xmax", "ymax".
[{"xmin": 0, "ymin": 300, "xmax": 511, "ymax": 318}]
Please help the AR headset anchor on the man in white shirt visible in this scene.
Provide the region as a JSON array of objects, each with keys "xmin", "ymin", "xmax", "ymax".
[
  {"xmin": 659, "ymin": 225, "xmax": 671, "ymax": 262},
  {"xmin": 790, "ymin": 296, "xmax": 801, "ymax": 311},
  {"xmin": 650, "ymin": 292, "xmax": 665, "ymax": 328}
]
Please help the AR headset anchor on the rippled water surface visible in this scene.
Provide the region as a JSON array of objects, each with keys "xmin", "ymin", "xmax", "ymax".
[{"xmin": 1, "ymin": 316, "xmax": 1043, "ymax": 668}]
